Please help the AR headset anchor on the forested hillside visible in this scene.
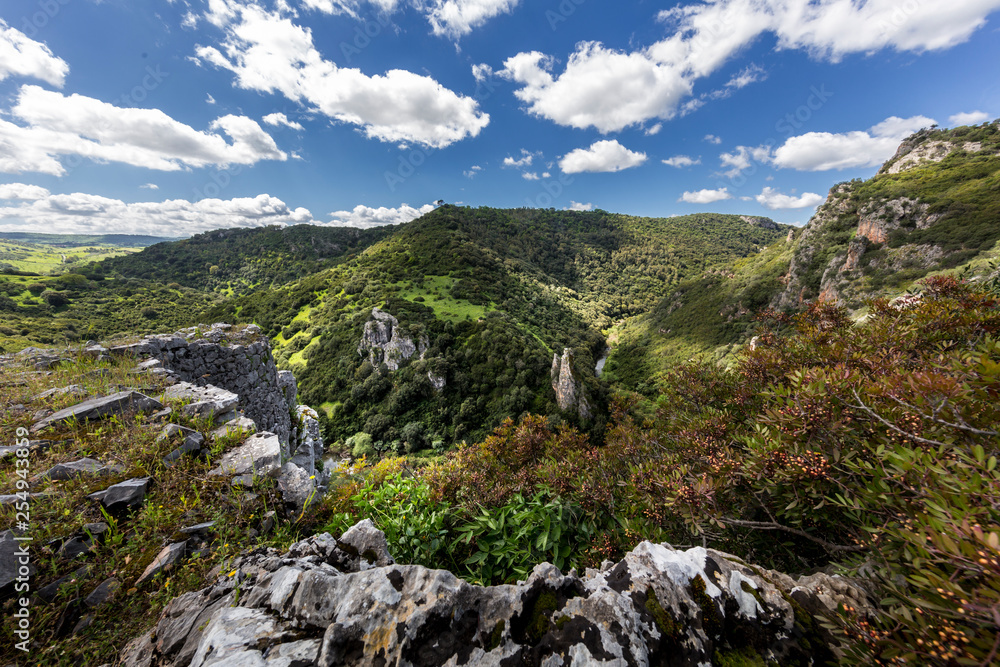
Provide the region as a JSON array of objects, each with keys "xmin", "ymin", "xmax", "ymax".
[
  {"xmin": 203, "ymin": 207, "xmax": 787, "ymax": 448},
  {"xmin": 609, "ymin": 120, "xmax": 1000, "ymax": 386},
  {"xmin": 97, "ymin": 224, "xmax": 391, "ymax": 295}
]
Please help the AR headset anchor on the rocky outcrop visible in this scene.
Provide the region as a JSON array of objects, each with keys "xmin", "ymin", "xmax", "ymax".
[
  {"xmin": 739, "ymin": 215, "xmax": 778, "ymax": 229},
  {"xmin": 551, "ymin": 348, "xmax": 592, "ymax": 419},
  {"xmin": 357, "ymin": 308, "xmax": 422, "ymax": 372},
  {"xmin": 121, "ymin": 522, "xmax": 866, "ymax": 667},
  {"xmin": 882, "ymin": 138, "xmax": 994, "ymax": 175},
  {"xmin": 772, "ymin": 184, "xmax": 851, "ymax": 310}
]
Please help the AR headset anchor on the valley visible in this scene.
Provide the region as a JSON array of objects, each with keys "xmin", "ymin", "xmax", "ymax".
[{"xmin": 2, "ymin": 121, "xmax": 999, "ymax": 665}]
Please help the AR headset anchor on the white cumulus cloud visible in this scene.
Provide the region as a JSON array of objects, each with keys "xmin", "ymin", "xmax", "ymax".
[
  {"xmin": 304, "ymin": 0, "xmax": 518, "ymax": 39},
  {"xmin": 195, "ymin": 0, "xmax": 488, "ymax": 148},
  {"xmin": 772, "ymin": 115, "xmax": 936, "ymax": 171},
  {"xmin": 949, "ymin": 110, "xmax": 991, "ymax": 126},
  {"xmin": 495, "ymin": 0, "xmax": 1000, "ymax": 133},
  {"xmin": 755, "ymin": 187, "xmax": 824, "ymax": 209},
  {"xmin": 0, "ymin": 19, "xmax": 69, "ymax": 87},
  {"xmin": 0, "ymin": 183, "xmax": 50, "ymax": 200},
  {"xmin": 327, "ymin": 203, "xmax": 435, "ymax": 228},
  {"xmin": 0, "ymin": 191, "xmax": 315, "ymax": 235},
  {"xmin": 263, "ymin": 112, "xmax": 305, "ymax": 130},
  {"xmin": 426, "ymin": 0, "xmax": 521, "ymax": 39},
  {"xmin": 559, "ymin": 140, "xmax": 647, "ymax": 174},
  {"xmin": 0, "ymin": 85, "xmax": 286, "ymax": 176},
  {"xmin": 566, "ymin": 201, "xmax": 593, "ymax": 211},
  {"xmin": 662, "ymin": 155, "xmax": 700, "ymax": 168},
  {"xmin": 679, "ymin": 187, "xmax": 732, "ymax": 204},
  {"xmin": 719, "ymin": 144, "xmax": 773, "ymax": 178},
  {"xmin": 503, "ymin": 149, "xmax": 536, "ymax": 169}
]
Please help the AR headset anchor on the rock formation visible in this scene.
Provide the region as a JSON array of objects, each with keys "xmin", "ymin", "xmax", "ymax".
[
  {"xmin": 121, "ymin": 521, "xmax": 867, "ymax": 667},
  {"xmin": 551, "ymin": 348, "xmax": 592, "ymax": 419},
  {"xmin": 357, "ymin": 308, "xmax": 421, "ymax": 372}
]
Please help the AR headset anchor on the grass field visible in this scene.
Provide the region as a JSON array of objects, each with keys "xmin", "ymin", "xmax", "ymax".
[
  {"xmin": 397, "ymin": 275, "xmax": 493, "ymax": 323},
  {"xmin": 0, "ymin": 238, "xmax": 143, "ymax": 274}
]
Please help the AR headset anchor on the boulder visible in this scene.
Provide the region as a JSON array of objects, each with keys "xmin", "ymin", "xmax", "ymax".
[
  {"xmin": 39, "ymin": 458, "xmax": 121, "ymax": 481},
  {"xmin": 276, "ymin": 462, "xmax": 315, "ymax": 513},
  {"xmin": 210, "ymin": 432, "xmax": 283, "ymax": 479},
  {"xmin": 89, "ymin": 478, "xmax": 150, "ymax": 516},
  {"xmin": 121, "ymin": 524, "xmax": 867, "ymax": 667},
  {"xmin": 210, "ymin": 416, "xmax": 257, "ymax": 440},
  {"xmin": 136, "ymin": 542, "xmax": 188, "ymax": 587},
  {"xmin": 357, "ymin": 308, "xmax": 418, "ymax": 371},
  {"xmin": 31, "ymin": 391, "xmax": 163, "ymax": 433},
  {"xmin": 161, "ymin": 382, "xmax": 238, "ymax": 422},
  {"xmin": 337, "ymin": 519, "xmax": 395, "ymax": 568}
]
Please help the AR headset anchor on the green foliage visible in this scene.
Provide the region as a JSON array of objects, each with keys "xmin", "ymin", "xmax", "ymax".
[
  {"xmin": 455, "ymin": 492, "xmax": 593, "ymax": 585},
  {"xmin": 97, "ymin": 224, "xmax": 390, "ymax": 294},
  {"xmin": 326, "ymin": 470, "xmax": 452, "ymax": 567},
  {"xmin": 328, "ymin": 276, "xmax": 1000, "ymax": 661}
]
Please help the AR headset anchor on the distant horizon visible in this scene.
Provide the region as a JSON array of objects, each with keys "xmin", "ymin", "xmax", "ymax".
[{"xmin": 0, "ymin": 203, "xmax": 812, "ymax": 243}]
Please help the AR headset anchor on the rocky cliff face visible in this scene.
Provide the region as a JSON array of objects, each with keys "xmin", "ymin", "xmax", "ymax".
[
  {"xmin": 121, "ymin": 521, "xmax": 867, "ymax": 667},
  {"xmin": 357, "ymin": 308, "xmax": 426, "ymax": 372},
  {"xmin": 772, "ymin": 184, "xmax": 852, "ymax": 310}
]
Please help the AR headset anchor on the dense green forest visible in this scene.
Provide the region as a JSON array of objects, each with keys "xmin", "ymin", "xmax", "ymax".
[
  {"xmin": 97, "ymin": 224, "xmax": 391, "ymax": 295},
  {"xmin": 0, "ymin": 206, "xmax": 788, "ymax": 448},
  {"xmin": 204, "ymin": 207, "xmax": 788, "ymax": 447}
]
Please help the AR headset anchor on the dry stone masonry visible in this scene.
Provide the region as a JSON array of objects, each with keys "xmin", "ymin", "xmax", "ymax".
[{"xmin": 109, "ymin": 323, "xmax": 295, "ymax": 446}]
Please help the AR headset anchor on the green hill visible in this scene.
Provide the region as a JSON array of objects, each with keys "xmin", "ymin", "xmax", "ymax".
[
  {"xmin": 201, "ymin": 207, "xmax": 788, "ymax": 448},
  {"xmin": 96, "ymin": 224, "xmax": 391, "ymax": 295},
  {"xmin": 607, "ymin": 119, "xmax": 1000, "ymax": 387}
]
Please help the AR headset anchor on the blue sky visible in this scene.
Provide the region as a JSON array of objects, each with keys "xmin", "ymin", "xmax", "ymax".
[{"xmin": 0, "ymin": 0, "xmax": 998, "ymax": 236}]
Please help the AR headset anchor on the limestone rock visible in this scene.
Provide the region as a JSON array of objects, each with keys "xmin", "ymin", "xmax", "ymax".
[
  {"xmin": 121, "ymin": 525, "xmax": 864, "ymax": 667},
  {"xmin": 162, "ymin": 382, "xmax": 238, "ymax": 422},
  {"xmin": 278, "ymin": 463, "xmax": 316, "ymax": 514},
  {"xmin": 39, "ymin": 458, "xmax": 121, "ymax": 481},
  {"xmin": 136, "ymin": 542, "xmax": 187, "ymax": 587},
  {"xmin": 277, "ymin": 370, "xmax": 298, "ymax": 410},
  {"xmin": 210, "ymin": 432, "xmax": 283, "ymax": 479},
  {"xmin": 31, "ymin": 391, "xmax": 163, "ymax": 432},
  {"xmin": 358, "ymin": 308, "xmax": 418, "ymax": 371},
  {"xmin": 210, "ymin": 416, "xmax": 257, "ymax": 440},
  {"xmin": 427, "ymin": 371, "xmax": 446, "ymax": 392},
  {"xmin": 32, "ymin": 385, "xmax": 85, "ymax": 402},
  {"xmin": 337, "ymin": 519, "xmax": 395, "ymax": 568},
  {"xmin": 89, "ymin": 477, "xmax": 150, "ymax": 516},
  {"xmin": 550, "ymin": 348, "xmax": 592, "ymax": 420}
]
